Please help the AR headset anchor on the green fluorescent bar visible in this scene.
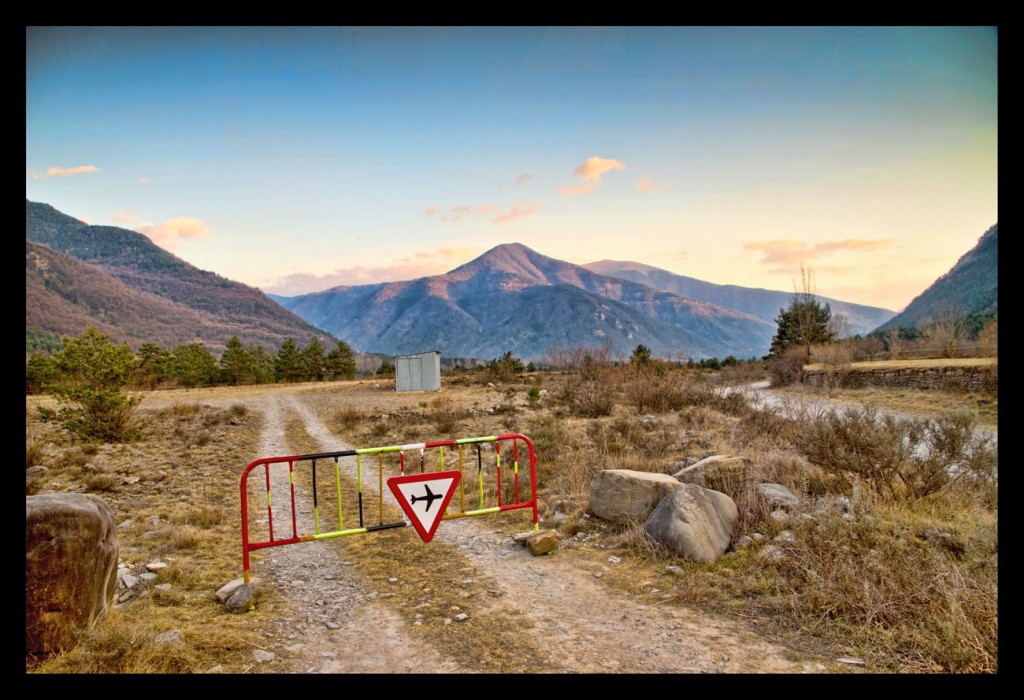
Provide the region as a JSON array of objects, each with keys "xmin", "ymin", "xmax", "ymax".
[
  {"xmin": 443, "ymin": 507, "xmax": 500, "ymax": 520},
  {"xmin": 455, "ymin": 436, "xmax": 497, "ymax": 445}
]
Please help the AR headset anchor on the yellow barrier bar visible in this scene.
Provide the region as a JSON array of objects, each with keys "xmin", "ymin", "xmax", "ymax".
[
  {"xmin": 378, "ymin": 453, "xmax": 384, "ymax": 525},
  {"xmin": 442, "ymin": 507, "xmax": 501, "ymax": 520},
  {"xmin": 440, "ymin": 446, "xmax": 445, "ymax": 471},
  {"xmin": 458, "ymin": 444, "xmax": 465, "ymax": 513},
  {"xmin": 334, "ymin": 456, "xmax": 343, "ymax": 531}
]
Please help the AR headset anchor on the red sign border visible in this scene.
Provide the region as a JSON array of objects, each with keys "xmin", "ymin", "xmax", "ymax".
[{"xmin": 387, "ymin": 471, "xmax": 462, "ymax": 542}]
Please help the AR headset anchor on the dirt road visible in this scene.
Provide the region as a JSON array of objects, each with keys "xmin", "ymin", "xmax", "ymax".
[{"xmin": 243, "ymin": 390, "xmax": 830, "ymax": 674}]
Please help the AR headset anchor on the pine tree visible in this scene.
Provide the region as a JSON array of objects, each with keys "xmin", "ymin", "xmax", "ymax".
[
  {"xmin": 220, "ymin": 336, "xmax": 253, "ymax": 385},
  {"xmin": 768, "ymin": 267, "xmax": 835, "ymax": 361},
  {"xmin": 325, "ymin": 340, "xmax": 357, "ymax": 380},
  {"xmin": 275, "ymin": 339, "xmax": 306, "ymax": 382},
  {"xmin": 303, "ymin": 337, "xmax": 326, "ymax": 382},
  {"xmin": 172, "ymin": 342, "xmax": 219, "ymax": 387},
  {"xmin": 37, "ymin": 327, "xmax": 142, "ymax": 442}
]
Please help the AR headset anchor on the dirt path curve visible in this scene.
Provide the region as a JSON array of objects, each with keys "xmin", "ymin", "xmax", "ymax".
[{"xmin": 249, "ymin": 391, "xmax": 828, "ymax": 674}]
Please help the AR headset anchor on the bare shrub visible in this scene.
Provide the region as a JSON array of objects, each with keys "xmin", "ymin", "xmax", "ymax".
[
  {"xmin": 799, "ymin": 407, "xmax": 997, "ymax": 501},
  {"xmin": 429, "ymin": 393, "xmax": 468, "ymax": 435},
  {"xmin": 810, "ymin": 342, "xmax": 853, "ymax": 391},
  {"xmin": 766, "ymin": 346, "xmax": 806, "ymax": 387},
  {"xmin": 84, "ymin": 473, "xmax": 118, "ymax": 492},
  {"xmin": 331, "ymin": 407, "xmax": 364, "ymax": 433},
  {"xmin": 26, "ymin": 435, "xmax": 48, "ymax": 469}
]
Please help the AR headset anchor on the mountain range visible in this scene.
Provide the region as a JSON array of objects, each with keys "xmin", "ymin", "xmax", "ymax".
[
  {"xmin": 873, "ymin": 224, "xmax": 998, "ymax": 334},
  {"xmin": 273, "ymin": 243, "xmax": 786, "ymax": 361},
  {"xmin": 25, "ymin": 200, "xmax": 334, "ymax": 354},
  {"xmin": 28, "ymin": 197, "xmax": 989, "ymax": 364},
  {"xmin": 582, "ymin": 261, "xmax": 896, "ymax": 337}
]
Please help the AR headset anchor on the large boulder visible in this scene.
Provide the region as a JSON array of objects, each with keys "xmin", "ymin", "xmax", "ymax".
[
  {"xmin": 588, "ymin": 469, "xmax": 681, "ymax": 525},
  {"xmin": 26, "ymin": 494, "xmax": 119, "ymax": 653},
  {"xmin": 644, "ymin": 484, "xmax": 738, "ymax": 564},
  {"xmin": 672, "ymin": 455, "xmax": 754, "ymax": 497}
]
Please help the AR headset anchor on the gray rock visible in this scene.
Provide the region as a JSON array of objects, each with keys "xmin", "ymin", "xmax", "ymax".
[
  {"xmin": 154, "ymin": 629, "xmax": 184, "ymax": 646},
  {"xmin": 145, "ymin": 561, "xmax": 168, "ymax": 572},
  {"xmin": 139, "ymin": 572, "xmax": 158, "ymax": 583},
  {"xmin": 120, "ymin": 573, "xmax": 140, "ymax": 589},
  {"xmin": 588, "ymin": 469, "xmax": 681, "ymax": 525},
  {"xmin": 672, "ymin": 455, "xmax": 754, "ymax": 497},
  {"xmin": 732, "ymin": 535, "xmax": 754, "ymax": 550},
  {"xmin": 155, "ymin": 584, "xmax": 172, "ymax": 592},
  {"xmin": 26, "ymin": 466, "xmax": 49, "ymax": 479},
  {"xmin": 117, "ymin": 519, "xmax": 133, "ymax": 530},
  {"xmin": 665, "ymin": 565, "xmax": 686, "ymax": 576},
  {"xmin": 756, "ymin": 483, "xmax": 801, "ymax": 508},
  {"xmin": 253, "ymin": 649, "xmax": 276, "ymax": 663},
  {"xmin": 214, "ymin": 577, "xmax": 246, "ymax": 603},
  {"xmin": 26, "ymin": 493, "xmax": 119, "ymax": 654},
  {"xmin": 758, "ymin": 545, "xmax": 785, "ymax": 562},
  {"xmin": 454, "ymin": 613, "xmax": 469, "ymax": 622},
  {"xmin": 770, "ymin": 509, "xmax": 790, "ymax": 523},
  {"xmin": 773, "ymin": 530, "xmax": 796, "ymax": 544},
  {"xmin": 526, "ymin": 529, "xmax": 559, "ymax": 556},
  {"xmin": 225, "ymin": 582, "xmax": 261, "ymax": 614},
  {"xmin": 643, "ymin": 484, "xmax": 738, "ymax": 564}
]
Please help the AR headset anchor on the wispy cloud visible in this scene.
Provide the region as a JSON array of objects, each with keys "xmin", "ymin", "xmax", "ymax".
[
  {"xmin": 559, "ymin": 156, "xmax": 626, "ymax": 196},
  {"xmin": 492, "ymin": 202, "xmax": 540, "ymax": 225},
  {"xmin": 30, "ymin": 164, "xmax": 101, "ymax": 179},
  {"xmin": 111, "ymin": 209, "xmax": 137, "ymax": 224},
  {"xmin": 264, "ymin": 247, "xmax": 480, "ymax": 296},
  {"xmin": 516, "ymin": 174, "xmax": 533, "ymax": 185},
  {"xmin": 433, "ymin": 203, "xmax": 501, "ymax": 223},
  {"xmin": 635, "ymin": 175, "xmax": 658, "ymax": 192},
  {"xmin": 135, "ymin": 217, "xmax": 210, "ymax": 250},
  {"xmin": 557, "ymin": 182, "xmax": 598, "ymax": 197},
  {"xmin": 138, "ymin": 177, "xmax": 149, "ymax": 186},
  {"xmin": 745, "ymin": 238, "xmax": 896, "ymax": 272}
]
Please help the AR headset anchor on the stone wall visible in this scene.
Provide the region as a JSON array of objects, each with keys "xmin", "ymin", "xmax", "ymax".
[{"xmin": 803, "ymin": 363, "xmax": 997, "ymax": 393}]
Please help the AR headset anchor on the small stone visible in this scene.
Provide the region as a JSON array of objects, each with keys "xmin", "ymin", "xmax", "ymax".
[
  {"xmin": 146, "ymin": 562, "xmax": 168, "ymax": 572},
  {"xmin": 284, "ymin": 644, "xmax": 305, "ymax": 653},
  {"xmin": 608, "ymin": 556, "xmax": 621, "ymax": 564},
  {"xmin": 145, "ymin": 515, "xmax": 161, "ymax": 525},
  {"xmin": 142, "ymin": 531, "xmax": 161, "ymax": 540},
  {"xmin": 593, "ymin": 572, "xmax": 603, "ymax": 579},
  {"xmin": 215, "ymin": 578, "xmax": 246, "ymax": 603},
  {"xmin": 454, "ymin": 613, "xmax": 469, "ymax": 622},
  {"xmin": 139, "ymin": 572, "xmax": 158, "ymax": 583},
  {"xmin": 155, "ymin": 584, "xmax": 172, "ymax": 592},
  {"xmin": 253, "ymin": 649, "xmax": 276, "ymax": 663},
  {"xmin": 443, "ymin": 618, "xmax": 452, "ymax": 625},
  {"xmin": 388, "ymin": 578, "xmax": 399, "ymax": 584},
  {"xmin": 206, "ymin": 665, "xmax": 224, "ymax": 673},
  {"xmin": 120, "ymin": 574, "xmax": 139, "ymax": 589},
  {"xmin": 325, "ymin": 621, "xmax": 341, "ymax": 630},
  {"xmin": 117, "ymin": 519, "xmax": 133, "ymax": 530},
  {"xmin": 665, "ymin": 565, "xmax": 685, "ymax": 576},
  {"xmin": 155, "ymin": 629, "xmax": 184, "ymax": 646},
  {"xmin": 837, "ymin": 657, "xmax": 866, "ymax": 666}
]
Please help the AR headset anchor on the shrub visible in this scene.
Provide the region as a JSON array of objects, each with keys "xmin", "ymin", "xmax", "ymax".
[
  {"xmin": 766, "ymin": 346, "xmax": 807, "ymax": 387},
  {"xmin": 38, "ymin": 327, "xmax": 142, "ymax": 443},
  {"xmin": 799, "ymin": 407, "xmax": 997, "ymax": 501}
]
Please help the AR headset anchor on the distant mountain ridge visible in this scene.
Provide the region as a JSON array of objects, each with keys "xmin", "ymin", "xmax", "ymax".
[
  {"xmin": 273, "ymin": 242, "xmax": 778, "ymax": 360},
  {"xmin": 26, "ymin": 200, "xmax": 335, "ymax": 353},
  {"xmin": 583, "ymin": 260, "xmax": 896, "ymax": 337},
  {"xmin": 873, "ymin": 224, "xmax": 997, "ymax": 334}
]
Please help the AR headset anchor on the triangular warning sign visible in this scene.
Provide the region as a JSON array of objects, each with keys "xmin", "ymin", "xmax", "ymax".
[{"xmin": 387, "ymin": 471, "xmax": 461, "ymax": 542}]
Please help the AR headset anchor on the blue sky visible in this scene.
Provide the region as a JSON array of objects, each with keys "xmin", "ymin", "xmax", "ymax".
[{"xmin": 26, "ymin": 26, "xmax": 997, "ymax": 311}]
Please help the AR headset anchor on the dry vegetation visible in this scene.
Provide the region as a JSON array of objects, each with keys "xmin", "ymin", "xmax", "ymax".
[{"xmin": 26, "ymin": 357, "xmax": 998, "ymax": 674}]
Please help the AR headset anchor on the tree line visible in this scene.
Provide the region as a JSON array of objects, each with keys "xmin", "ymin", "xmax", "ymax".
[{"xmin": 26, "ymin": 327, "xmax": 357, "ymax": 394}]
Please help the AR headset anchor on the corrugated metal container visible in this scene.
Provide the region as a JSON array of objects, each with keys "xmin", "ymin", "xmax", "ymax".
[{"xmin": 395, "ymin": 351, "xmax": 441, "ymax": 392}]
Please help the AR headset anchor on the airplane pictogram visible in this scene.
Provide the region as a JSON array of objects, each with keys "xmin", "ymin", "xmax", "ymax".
[
  {"xmin": 411, "ymin": 484, "xmax": 443, "ymax": 512},
  {"xmin": 387, "ymin": 471, "xmax": 461, "ymax": 542}
]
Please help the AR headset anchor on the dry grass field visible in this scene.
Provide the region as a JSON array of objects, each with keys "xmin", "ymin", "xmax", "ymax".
[{"xmin": 26, "ymin": 364, "xmax": 998, "ymax": 674}]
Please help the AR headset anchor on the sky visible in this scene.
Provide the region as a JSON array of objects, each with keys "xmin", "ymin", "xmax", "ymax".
[{"xmin": 26, "ymin": 26, "xmax": 997, "ymax": 312}]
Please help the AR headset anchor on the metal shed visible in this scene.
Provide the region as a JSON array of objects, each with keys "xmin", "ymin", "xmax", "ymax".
[{"xmin": 394, "ymin": 351, "xmax": 441, "ymax": 392}]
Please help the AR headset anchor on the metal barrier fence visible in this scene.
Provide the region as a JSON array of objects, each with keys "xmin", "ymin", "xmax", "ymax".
[{"xmin": 239, "ymin": 433, "xmax": 538, "ymax": 582}]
